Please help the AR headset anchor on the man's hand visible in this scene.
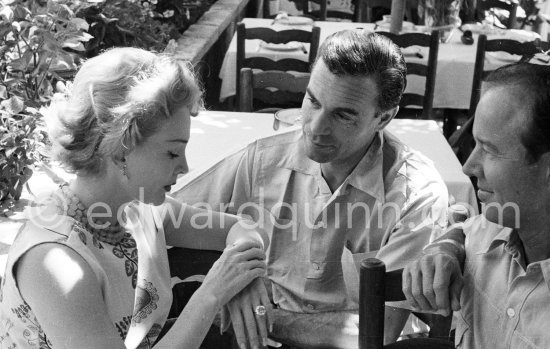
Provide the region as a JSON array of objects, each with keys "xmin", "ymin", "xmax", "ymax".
[
  {"xmin": 402, "ymin": 253, "xmax": 464, "ymax": 317},
  {"xmin": 223, "ymin": 278, "xmax": 272, "ymax": 349}
]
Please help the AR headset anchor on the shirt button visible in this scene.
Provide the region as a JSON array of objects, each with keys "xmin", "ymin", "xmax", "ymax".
[
  {"xmin": 507, "ymin": 308, "xmax": 515, "ymax": 318},
  {"xmin": 306, "ymin": 304, "xmax": 315, "ymax": 311},
  {"xmin": 312, "ymin": 262, "xmax": 320, "ymax": 270}
]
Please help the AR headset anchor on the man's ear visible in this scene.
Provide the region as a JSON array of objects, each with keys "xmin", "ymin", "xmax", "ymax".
[{"xmin": 376, "ymin": 106, "xmax": 399, "ymax": 131}]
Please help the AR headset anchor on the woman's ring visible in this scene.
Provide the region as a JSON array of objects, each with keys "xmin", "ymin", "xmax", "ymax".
[{"xmin": 254, "ymin": 305, "xmax": 267, "ymax": 316}]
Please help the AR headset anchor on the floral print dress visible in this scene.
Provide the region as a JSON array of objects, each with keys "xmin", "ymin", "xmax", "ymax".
[{"xmin": 0, "ymin": 200, "xmax": 172, "ymax": 349}]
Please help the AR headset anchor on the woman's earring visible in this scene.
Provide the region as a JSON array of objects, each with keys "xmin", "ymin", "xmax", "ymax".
[{"xmin": 121, "ymin": 162, "xmax": 128, "ymax": 178}]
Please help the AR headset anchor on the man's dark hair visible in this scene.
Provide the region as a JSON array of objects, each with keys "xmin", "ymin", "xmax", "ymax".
[
  {"xmin": 314, "ymin": 30, "xmax": 407, "ymax": 112},
  {"xmin": 484, "ymin": 63, "xmax": 550, "ymax": 162}
]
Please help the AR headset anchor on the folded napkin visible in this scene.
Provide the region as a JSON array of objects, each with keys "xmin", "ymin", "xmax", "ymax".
[
  {"xmin": 505, "ymin": 29, "xmax": 541, "ymax": 42},
  {"xmin": 274, "ymin": 11, "xmax": 289, "ymax": 21}
]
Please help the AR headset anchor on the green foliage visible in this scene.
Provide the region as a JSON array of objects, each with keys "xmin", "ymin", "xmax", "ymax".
[
  {"xmin": 0, "ymin": 0, "xmax": 215, "ymax": 202},
  {"xmin": 78, "ymin": 0, "xmax": 209, "ymax": 56},
  {"xmin": 0, "ymin": 108, "xmax": 44, "ymax": 201},
  {"xmin": 78, "ymin": 0, "xmax": 180, "ymax": 56},
  {"xmin": 0, "ymin": 0, "xmax": 91, "ymax": 201}
]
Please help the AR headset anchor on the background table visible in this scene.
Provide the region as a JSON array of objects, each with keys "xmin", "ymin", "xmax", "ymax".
[
  {"xmin": 176, "ymin": 110, "xmax": 478, "ymax": 213},
  {"xmin": 219, "ymin": 18, "xmax": 540, "ymax": 110}
]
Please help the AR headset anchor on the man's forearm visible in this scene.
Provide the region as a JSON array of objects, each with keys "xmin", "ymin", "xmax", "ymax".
[
  {"xmin": 270, "ymin": 308, "xmax": 359, "ymax": 349},
  {"xmin": 269, "ymin": 306, "xmax": 409, "ymax": 349}
]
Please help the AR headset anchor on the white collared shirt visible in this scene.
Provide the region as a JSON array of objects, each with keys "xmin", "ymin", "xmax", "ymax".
[
  {"xmin": 456, "ymin": 215, "xmax": 550, "ymax": 349},
  {"xmin": 174, "ymin": 129, "xmax": 448, "ymax": 312}
]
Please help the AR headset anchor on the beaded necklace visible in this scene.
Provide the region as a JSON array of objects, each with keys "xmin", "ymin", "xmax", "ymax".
[{"xmin": 52, "ymin": 183, "xmax": 126, "ymax": 245}]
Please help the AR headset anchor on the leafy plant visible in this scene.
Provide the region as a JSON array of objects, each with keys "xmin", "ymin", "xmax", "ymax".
[
  {"xmin": 77, "ymin": 0, "xmax": 177, "ymax": 56},
  {"xmin": 78, "ymin": 0, "xmax": 207, "ymax": 56},
  {"xmin": 0, "ymin": 0, "xmax": 91, "ymax": 202},
  {"xmin": 0, "ymin": 0, "xmax": 218, "ymax": 204},
  {"xmin": 0, "ymin": 107, "xmax": 44, "ymax": 202}
]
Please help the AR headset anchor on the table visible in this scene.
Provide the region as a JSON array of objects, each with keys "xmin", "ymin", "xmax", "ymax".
[
  {"xmin": 0, "ymin": 110, "xmax": 478, "ymax": 277},
  {"xmin": 218, "ymin": 18, "xmax": 540, "ymax": 110},
  {"xmin": 176, "ymin": 110, "xmax": 478, "ymax": 213}
]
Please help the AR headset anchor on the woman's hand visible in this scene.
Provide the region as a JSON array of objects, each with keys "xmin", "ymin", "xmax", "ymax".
[
  {"xmin": 202, "ymin": 240, "xmax": 267, "ymax": 308},
  {"xmin": 223, "ymin": 278, "xmax": 273, "ymax": 349}
]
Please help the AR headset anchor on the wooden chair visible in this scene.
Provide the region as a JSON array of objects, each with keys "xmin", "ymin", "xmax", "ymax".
[
  {"xmin": 451, "ymin": 36, "xmax": 547, "ymax": 168},
  {"xmin": 359, "ymin": 204, "xmax": 470, "ymax": 348},
  {"xmin": 468, "ymin": 33, "xmax": 540, "ymax": 117},
  {"xmin": 377, "ymin": 30, "xmax": 440, "ymax": 119},
  {"xmin": 301, "ymin": 0, "xmax": 366, "ymax": 22},
  {"xmin": 238, "ymin": 67, "xmax": 310, "ymax": 112},
  {"xmin": 359, "ymin": 258, "xmax": 456, "ymax": 349},
  {"xmin": 236, "ymin": 22, "xmax": 320, "ymax": 111},
  {"xmin": 448, "ymin": 115, "xmax": 475, "ymax": 165},
  {"xmin": 365, "ymin": 0, "xmax": 418, "ymax": 23},
  {"xmin": 477, "ymin": 0, "xmax": 519, "ymax": 29}
]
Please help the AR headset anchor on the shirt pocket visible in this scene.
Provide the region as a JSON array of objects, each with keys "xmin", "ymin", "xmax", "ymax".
[
  {"xmin": 454, "ymin": 311, "xmax": 471, "ymax": 348},
  {"xmin": 511, "ymin": 332, "xmax": 544, "ymax": 349}
]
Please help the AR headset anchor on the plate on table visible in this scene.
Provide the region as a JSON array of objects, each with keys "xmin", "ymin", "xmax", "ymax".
[
  {"xmin": 261, "ymin": 42, "xmax": 304, "ymax": 52},
  {"xmin": 460, "ymin": 23, "xmax": 485, "ymax": 33},
  {"xmin": 275, "ymin": 108, "xmax": 302, "ymax": 126},
  {"xmin": 375, "ymin": 20, "xmax": 415, "ymax": 32},
  {"xmin": 461, "ymin": 23, "xmax": 505, "ymax": 35},
  {"xmin": 275, "ymin": 16, "xmax": 314, "ymax": 26},
  {"xmin": 505, "ymin": 29, "xmax": 541, "ymax": 42},
  {"xmin": 486, "ymin": 51, "xmax": 521, "ymax": 63}
]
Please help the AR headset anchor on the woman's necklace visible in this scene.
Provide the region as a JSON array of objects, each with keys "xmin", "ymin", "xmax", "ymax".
[{"xmin": 52, "ymin": 183, "xmax": 126, "ymax": 245}]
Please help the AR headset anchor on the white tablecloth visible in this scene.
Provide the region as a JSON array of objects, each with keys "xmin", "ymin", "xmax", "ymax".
[
  {"xmin": 219, "ymin": 18, "xmax": 540, "ymax": 110},
  {"xmin": 176, "ymin": 110, "xmax": 478, "ymax": 214}
]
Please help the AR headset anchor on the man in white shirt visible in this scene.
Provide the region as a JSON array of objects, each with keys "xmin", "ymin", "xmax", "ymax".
[{"xmin": 402, "ymin": 63, "xmax": 550, "ymax": 348}]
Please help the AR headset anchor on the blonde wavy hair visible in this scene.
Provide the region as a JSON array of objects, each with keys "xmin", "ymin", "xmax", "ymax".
[{"xmin": 44, "ymin": 47, "xmax": 203, "ymax": 175}]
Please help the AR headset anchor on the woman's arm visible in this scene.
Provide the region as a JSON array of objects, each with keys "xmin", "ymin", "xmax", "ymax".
[
  {"xmin": 155, "ymin": 240, "xmax": 267, "ymax": 349},
  {"xmin": 16, "ymin": 243, "xmax": 127, "ymax": 349},
  {"xmin": 17, "ymin": 241, "xmax": 266, "ymax": 349},
  {"xmin": 161, "ymin": 196, "xmax": 268, "ymax": 251}
]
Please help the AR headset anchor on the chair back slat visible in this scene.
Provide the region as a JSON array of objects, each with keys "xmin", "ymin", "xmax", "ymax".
[
  {"xmin": 406, "ymin": 62, "xmax": 428, "ymax": 76},
  {"xmin": 244, "ymin": 57, "xmax": 312, "ymax": 72},
  {"xmin": 245, "ymin": 27, "xmax": 316, "ymax": 44},
  {"xmin": 484, "ymin": 39, "xmax": 540, "ymax": 55},
  {"xmin": 236, "ymin": 22, "xmax": 320, "ymax": 111},
  {"xmin": 252, "ymin": 70, "xmax": 310, "ymax": 91},
  {"xmin": 253, "ymin": 89, "xmax": 305, "ymax": 106},
  {"xmin": 469, "ymin": 34, "xmax": 540, "ymax": 117},
  {"xmin": 378, "ymin": 32, "xmax": 431, "ymax": 48},
  {"xmin": 239, "ymin": 68, "xmax": 310, "ymax": 112},
  {"xmin": 400, "ymin": 94, "xmax": 424, "ymax": 109},
  {"xmin": 377, "ymin": 30, "xmax": 439, "ymax": 119}
]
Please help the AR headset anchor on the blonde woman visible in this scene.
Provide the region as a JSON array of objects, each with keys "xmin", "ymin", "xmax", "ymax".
[{"xmin": 0, "ymin": 47, "xmax": 270, "ymax": 349}]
